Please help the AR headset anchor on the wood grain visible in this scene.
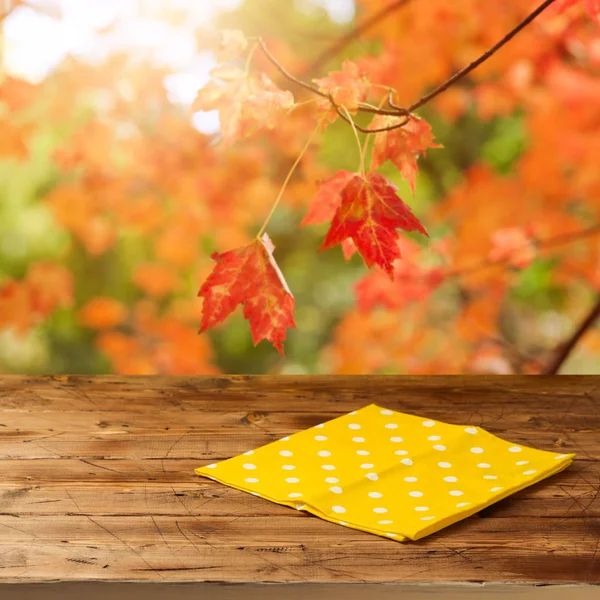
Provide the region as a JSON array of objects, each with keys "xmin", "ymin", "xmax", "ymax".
[{"xmin": 0, "ymin": 375, "xmax": 599, "ymax": 587}]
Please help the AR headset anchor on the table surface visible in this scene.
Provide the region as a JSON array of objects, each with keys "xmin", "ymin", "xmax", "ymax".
[{"xmin": 0, "ymin": 375, "xmax": 599, "ymax": 589}]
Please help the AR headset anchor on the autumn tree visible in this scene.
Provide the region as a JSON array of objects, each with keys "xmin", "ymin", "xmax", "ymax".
[{"xmin": 1, "ymin": 0, "xmax": 599, "ymax": 374}]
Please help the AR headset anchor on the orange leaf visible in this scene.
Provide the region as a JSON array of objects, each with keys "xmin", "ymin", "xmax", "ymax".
[
  {"xmin": 319, "ymin": 172, "xmax": 428, "ymax": 277},
  {"xmin": 78, "ymin": 297, "xmax": 127, "ymax": 330},
  {"xmin": 313, "ymin": 60, "xmax": 370, "ymax": 113},
  {"xmin": 198, "ymin": 233, "xmax": 295, "ymax": 354},
  {"xmin": 192, "ymin": 67, "xmax": 294, "ymax": 143},
  {"xmin": 370, "ymin": 115, "xmax": 441, "ymax": 194},
  {"xmin": 301, "ymin": 170, "xmax": 354, "ymax": 226}
]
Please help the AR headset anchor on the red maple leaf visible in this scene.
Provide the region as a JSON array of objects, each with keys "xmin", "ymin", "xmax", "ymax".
[
  {"xmin": 192, "ymin": 66, "xmax": 294, "ymax": 143},
  {"xmin": 198, "ymin": 233, "xmax": 295, "ymax": 353},
  {"xmin": 318, "ymin": 171, "xmax": 428, "ymax": 277},
  {"xmin": 370, "ymin": 115, "xmax": 441, "ymax": 193}
]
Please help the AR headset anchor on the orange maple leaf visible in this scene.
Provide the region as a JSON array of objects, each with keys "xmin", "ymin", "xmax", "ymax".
[
  {"xmin": 191, "ymin": 66, "xmax": 294, "ymax": 143},
  {"xmin": 370, "ymin": 115, "xmax": 441, "ymax": 193},
  {"xmin": 318, "ymin": 171, "xmax": 428, "ymax": 277},
  {"xmin": 313, "ymin": 60, "xmax": 370, "ymax": 112},
  {"xmin": 198, "ymin": 233, "xmax": 295, "ymax": 353}
]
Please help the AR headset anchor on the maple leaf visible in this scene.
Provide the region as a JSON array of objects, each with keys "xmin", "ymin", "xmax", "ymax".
[
  {"xmin": 191, "ymin": 67, "xmax": 294, "ymax": 143},
  {"xmin": 301, "ymin": 170, "xmax": 359, "ymax": 261},
  {"xmin": 370, "ymin": 115, "xmax": 441, "ymax": 193},
  {"xmin": 198, "ymin": 233, "xmax": 295, "ymax": 353},
  {"xmin": 319, "ymin": 171, "xmax": 428, "ymax": 277}
]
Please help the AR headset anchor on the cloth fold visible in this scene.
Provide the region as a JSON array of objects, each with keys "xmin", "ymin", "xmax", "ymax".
[{"xmin": 195, "ymin": 403, "xmax": 575, "ymax": 541}]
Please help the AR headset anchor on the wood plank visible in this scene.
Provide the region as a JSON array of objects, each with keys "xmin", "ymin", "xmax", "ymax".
[
  {"xmin": 0, "ymin": 515, "xmax": 598, "ymax": 584},
  {"xmin": 1, "ymin": 375, "xmax": 599, "ymax": 587}
]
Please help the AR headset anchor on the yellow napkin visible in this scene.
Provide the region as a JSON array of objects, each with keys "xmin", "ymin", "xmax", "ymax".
[{"xmin": 195, "ymin": 404, "xmax": 574, "ymax": 541}]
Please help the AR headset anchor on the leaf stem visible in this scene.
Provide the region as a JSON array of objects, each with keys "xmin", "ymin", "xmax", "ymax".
[
  {"xmin": 256, "ymin": 119, "xmax": 323, "ymax": 239},
  {"xmin": 341, "ymin": 106, "xmax": 365, "ymax": 175}
]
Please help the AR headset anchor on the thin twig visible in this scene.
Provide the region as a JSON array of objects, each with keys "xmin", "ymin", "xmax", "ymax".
[
  {"xmin": 302, "ymin": 0, "xmax": 414, "ymax": 78},
  {"xmin": 543, "ymin": 295, "xmax": 600, "ymax": 374},
  {"xmin": 445, "ymin": 225, "xmax": 600, "ymax": 279},
  {"xmin": 407, "ymin": 0, "xmax": 559, "ymax": 112}
]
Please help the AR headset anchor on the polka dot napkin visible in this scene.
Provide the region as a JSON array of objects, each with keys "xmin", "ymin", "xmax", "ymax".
[{"xmin": 194, "ymin": 404, "xmax": 575, "ymax": 541}]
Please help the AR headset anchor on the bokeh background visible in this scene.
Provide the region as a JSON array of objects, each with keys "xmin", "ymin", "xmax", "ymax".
[{"xmin": 1, "ymin": 0, "xmax": 599, "ymax": 375}]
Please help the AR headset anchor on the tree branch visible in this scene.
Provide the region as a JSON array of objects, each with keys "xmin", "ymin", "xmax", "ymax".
[
  {"xmin": 543, "ymin": 295, "xmax": 600, "ymax": 374},
  {"xmin": 407, "ymin": 0, "xmax": 558, "ymax": 112},
  {"xmin": 302, "ymin": 0, "xmax": 414, "ymax": 78}
]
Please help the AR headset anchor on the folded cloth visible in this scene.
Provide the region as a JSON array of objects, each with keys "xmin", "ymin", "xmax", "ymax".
[{"xmin": 194, "ymin": 403, "xmax": 575, "ymax": 541}]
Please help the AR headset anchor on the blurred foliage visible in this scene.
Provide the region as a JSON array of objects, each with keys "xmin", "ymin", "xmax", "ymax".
[{"xmin": 1, "ymin": 0, "xmax": 600, "ymax": 375}]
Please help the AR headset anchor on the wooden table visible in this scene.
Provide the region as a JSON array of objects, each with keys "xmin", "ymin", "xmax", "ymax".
[{"xmin": 1, "ymin": 375, "xmax": 599, "ymax": 599}]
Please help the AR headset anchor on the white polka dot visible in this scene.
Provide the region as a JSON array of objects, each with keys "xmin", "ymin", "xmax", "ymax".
[
  {"xmin": 477, "ymin": 463, "xmax": 491, "ymax": 469},
  {"xmin": 288, "ymin": 492, "xmax": 302, "ymax": 498},
  {"xmin": 420, "ymin": 516, "xmax": 435, "ymax": 521},
  {"xmin": 348, "ymin": 424, "xmax": 361, "ymax": 430},
  {"xmin": 483, "ymin": 475, "xmax": 498, "ymax": 480},
  {"xmin": 325, "ymin": 477, "xmax": 339, "ymax": 484},
  {"xmin": 380, "ymin": 409, "xmax": 393, "ymax": 415},
  {"xmin": 385, "ymin": 423, "xmax": 398, "ymax": 429},
  {"xmin": 449, "ymin": 490, "xmax": 463, "ymax": 496},
  {"xmin": 373, "ymin": 507, "xmax": 387, "ymax": 513},
  {"xmin": 438, "ymin": 462, "xmax": 452, "ymax": 469},
  {"xmin": 352, "ymin": 437, "xmax": 365, "ymax": 443},
  {"xmin": 428, "ymin": 435, "xmax": 441, "ymax": 441},
  {"xmin": 322, "ymin": 465, "xmax": 335, "ymax": 470},
  {"xmin": 414, "ymin": 506, "xmax": 429, "ymax": 512},
  {"xmin": 315, "ymin": 423, "xmax": 325, "ymax": 428},
  {"xmin": 366, "ymin": 473, "xmax": 378, "ymax": 481},
  {"xmin": 280, "ymin": 436, "xmax": 290, "ymax": 442},
  {"xmin": 378, "ymin": 520, "xmax": 393, "ymax": 525},
  {"xmin": 279, "ymin": 450, "xmax": 293, "ymax": 457},
  {"xmin": 491, "ymin": 487, "xmax": 503, "ymax": 492},
  {"xmin": 349, "ymin": 411, "xmax": 357, "ymax": 415},
  {"xmin": 356, "ymin": 450, "xmax": 370, "ymax": 456},
  {"xmin": 470, "ymin": 447, "xmax": 484, "ymax": 454},
  {"xmin": 245, "ymin": 478, "xmax": 259, "ymax": 483},
  {"xmin": 360, "ymin": 463, "xmax": 374, "ymax": 469},
  {"xmin": 404, "ymin": 476, "xmax": 418, "ymax": 482},
  {"xmin": 508, "ymin": 446, "xmax": 522, "ymax": 453},
  {"xmin": 555, "ymin": 454, "xmax": 569, "ymax": 459},
  {"xmin": 368, "ymin": 492, "xmax": 383, "ymax": 498},
  {"xmin": 317, "ymin": 450, "xmax": 331, "ymax": 457},
  {"xmin": 385, "ymin": 532, "xmax": 398, "ymax": 538},
  {"xmin": 205, "ymin": 463, "xmax": 217, "ymax": 469},
  {"xmin": 422, "ymin": 421, "xmax": 436, "ymax": 427},
  {"xmin": 251, "ymin": 492, "xmax": 260, "ymax": 496},
  {"xmin": 285, "ymin": 477, "xmax": 299, "ymax": 483},
  {"xmin": 314, "ymin": 435, "xmax": 327, "ymax": 441},
  {"xmin": 332, "ymin": 505, "xmax": 346, "ymax": 513},
  {"xmin": 329, "ymin": 486, "xmax": 343, "ymax": 494},
  {"xmin": 339, "ymin": 520, "xmax": 347, "ymax": 525},
  {"xmin": 395, "ymin": 450, "xmax": 408, "ymax": 456},
  {"xmin": 523, "ymin": 470, "xmax": 537, "ymax": 475},
  {"xmin": 243, "ymin": 451, "xmax": 254, "ymax": 456},
  {"xmin": 400, "ymin": 458, "xmax": 413, "ymax": 466},
  {"xmin": 516, "ymin": 460, "xmax": 529, "ymax": 465},
  {"xmin": 433, "ymin": 445, "xmax": 447, "ymax": 451},
  {"xmin": 243, "ymin": 463, "xmax": 256, "ymax": 470},
  {"xmin": 409, "ymin": 491, "xmax": 423, "ymax": 498},
  {"xmin": 465, "ymin": 427, "xmax": 477, "ymax": 434},
  {"xmin": 282, "ymin": 465, "xmax": 295, "ymax": 471},
  {"xmin": 456, "ymin": 502, "xmax": 470, "ymax": 508},
  {"xmin": 296, "ymin": 504, "xmax": 306, "ymax": 510},
  {"xmin": 390, "ymin": 437, "xmax": 404, "ymax": 443},
  {"xmin": 443, "ymin": 476, "xmax": 457, "ymax": 483}
]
